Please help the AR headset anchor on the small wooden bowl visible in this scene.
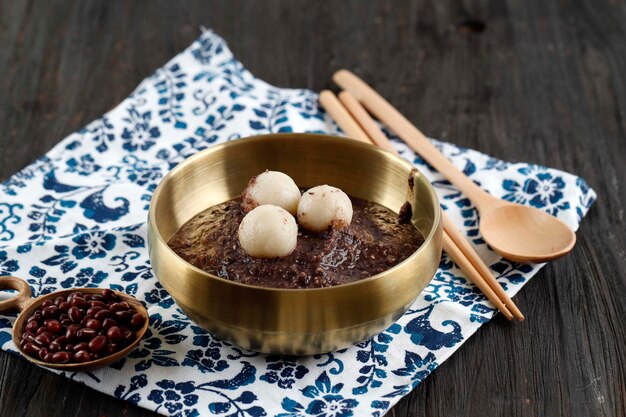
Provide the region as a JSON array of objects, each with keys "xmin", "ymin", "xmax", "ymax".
[{"xmin": 0, "ymin": 276, "xmax": 149, "ymax": 372}]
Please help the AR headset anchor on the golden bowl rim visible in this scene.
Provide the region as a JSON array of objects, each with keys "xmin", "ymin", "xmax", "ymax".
[{"xmin": 148, "ymin": 133, "xmax": 442, "ymax": 293}]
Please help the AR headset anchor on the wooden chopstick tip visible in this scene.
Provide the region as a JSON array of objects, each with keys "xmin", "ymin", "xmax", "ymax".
[{"xmin": 318, "ymin": 90, "xmax": 336, "ymax": 103}]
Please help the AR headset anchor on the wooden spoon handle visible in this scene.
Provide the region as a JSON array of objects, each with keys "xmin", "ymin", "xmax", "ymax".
[
  {"xmin": 0, "ymin": 276, "xmax": 33, "ymax": 313},
  {"xmin": 333, "ymin": 70, "xmax": 498, "ymax": 211}
]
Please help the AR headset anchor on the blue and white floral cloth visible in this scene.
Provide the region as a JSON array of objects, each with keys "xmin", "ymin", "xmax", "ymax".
[{"xmin": 0, "ymin": 29, "xmax": 595, "ymax": 417}]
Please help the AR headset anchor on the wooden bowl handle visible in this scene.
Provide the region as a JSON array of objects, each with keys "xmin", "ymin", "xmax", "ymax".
[{"xmin": 0, "ymin": 276, "xmax": 33, "ymax": 313}]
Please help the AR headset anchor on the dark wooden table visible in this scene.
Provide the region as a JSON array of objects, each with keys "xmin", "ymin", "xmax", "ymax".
[{"xmin": 0, "ymin": 1, "xmax": 624, "ymax": 416}]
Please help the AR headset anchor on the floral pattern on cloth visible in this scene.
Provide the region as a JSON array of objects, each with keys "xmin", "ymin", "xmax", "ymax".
[{"xmin": 0, "ymin": 29, "xmax": 596, "ymax": 417}]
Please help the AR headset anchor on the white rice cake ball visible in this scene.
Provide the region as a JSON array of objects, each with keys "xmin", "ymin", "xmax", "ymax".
[
  {"xmin": 238, "ymin": 205, "xmax": 298, "ymax": 258},
  {"xmin": 242, "ymin": 170, "xmax": 301, "ymax": 215},
  {"xmin": 297, "ymin": 185, "xmax": 353, "ymax": 232}
]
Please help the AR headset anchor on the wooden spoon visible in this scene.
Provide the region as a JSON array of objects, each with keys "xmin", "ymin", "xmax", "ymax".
[
  {"xmin": 0, "ymin": 276, "xmax": 149, "ymax": 371},
  {"xmin": 334, "ymin": 70, "xmax": 576, "ymax": 263}
]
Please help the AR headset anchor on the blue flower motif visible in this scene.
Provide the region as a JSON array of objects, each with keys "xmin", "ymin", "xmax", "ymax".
[
  {"xmin": 192, "ymin": 30, "xmax": 225, "ymax": 64},
  {"xmin": 121, "ymin": 107, "xmax": 161, "ymax": 152},
  {"xmin": 424, "ymin": 269, "xmax": 489, "ymax": 306},
  {"xmin": 183, "ymin": 326, "xmax": 229, "ymax": 374},
  {"xmin": 278, "ymin": 372, "xmax": 359, "ymax": 417},
  {"xmin": 114, "ymin": 374, "xmax": 148, "ymax": 405},
  {"xmin": 502, "ymin": 166, "xmax": 570, "ymax": 215},
  {"xmin": 145, "ymin": 282, "xmax": 175, "ymax": 308},
  {"xmin": 78, "ymin": 116, "xmax": 115, "ymax": 153},
  {"xmin": 291, "ymin": 90, "xmax": 324, "ymax": 121},
  {"xmin": 129, "ymin": 313, "xmax": 187, "ymax": 371},
  {"xmin": 66, "ymin": 155, "xmax": 101, "ymax": 176},
  {"xmin": 260, "ymin": 356, "xmax": 309, "ymax": 389},
  {"xmin": 0, "ymin": 202, "xmax": 23, "ymax": 242},
  {"xmin": 383, "ymin": 351, "xmax": 438, "ymax": 398},
  {"xmin": 60, "ymin": 267, "xmax": 108, "ymax": 288},
  {"xmin": 147, "ymin": 379, "xmax": 199, "ymax": 417},
  {"xmin": 71, "ymin": 231, "xmax": 116, "ymax": 260},
  {"xmin": 0, "ymin": 250, "xmax": 18, "ymax": 275},
  {"xmin": 127, "ymin": 166, "xmax": 162, "ymax": 187},
  {"xmin": 183, "ymin": 346, "xmax": 229, "ymax": 374}
]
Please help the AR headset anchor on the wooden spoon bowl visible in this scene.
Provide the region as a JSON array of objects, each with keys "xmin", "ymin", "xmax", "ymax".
[
  {"xmin": 479, "ymin": 203, "xmax": 576, "ymax": 263},
  {"xmin": 0, "ymin": 276, "xmax": 149, "ymax": 372}
]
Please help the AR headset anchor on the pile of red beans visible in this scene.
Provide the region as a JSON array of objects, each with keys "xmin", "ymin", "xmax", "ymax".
[{"xmin": 20, "ymin": 289, "xmax": 145, "ymax": 364}]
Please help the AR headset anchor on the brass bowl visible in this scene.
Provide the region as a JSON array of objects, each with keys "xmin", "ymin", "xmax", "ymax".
[{"xmin": 148, "ymin": 133, "xmax": 442, "ymax": 355}]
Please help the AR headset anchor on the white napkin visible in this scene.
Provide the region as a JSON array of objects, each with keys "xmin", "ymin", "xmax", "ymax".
[{"xmin": 0, "ymin": 29, "xmax": 596, "ymax": 417}]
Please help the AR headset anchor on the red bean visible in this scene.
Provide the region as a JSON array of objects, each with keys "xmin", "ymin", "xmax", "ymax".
[
  {"xmin": 80, "ymin": 315, "xmax": 93, "ymax": 327},
  {"xmin": 90, "ymin": 294, "xmax": 103, "ymax": 302},
  {"xmin": 41, "ymin": 305, "xmax": 59, "ymax": 319},
  {"xmin": 64, "ymin": 343, "xmax": 74, "ymax": 352},
  {"xmin": 90, "ymin": 300, "xmax": 107, "ymax": 309},
  {"xmin": 26, "ymin": 313, "xmax": 41, "ymax": 323},
  {"xmin": 73, "ymin": 342, "xmax": 89, "ymax": 352},
  {"xmin": 43, "ymin": 353, "xmax": 54, "ymax": 363},
  {"xmin": 105, "ymin": 343, "xmax": 119, "ymax": 355},
  {"xmin": 114, "ymin": 310, "xmax": 132, "ymax": 323},
  {"xmin": 38, "ymin": 347, "xmax": 48, "ymax": 361},
  {"xmin": 130, "ymin": 314, "xmax": 145, "ymax": 330},
  {"xmin": 36, "ymin": 327, "xmax": 48, "ymax": 335},
  {"xmin": 34, "ymin": 332, "xmax": 52, "ymax": 346},
  {"xmin": 25, "ymin": 320, "xmax": 39, "ymax": 333},
  {"xmin": 102, "ymin": 289, "xmax": 117, "ymax": 301},
  {"xmin": 84, "ymin": 294, "xmax": 92, "ymax": 301},
  {"xmin": 71, "ymin": 297, "xmax": 88, "ymax": 309},
  {"xmin": 60, "ymin": 319, "xmax": 72, "ymax": 326},
  {"xmin": 22, "ymin": 332, "xmax": 36, "ymax": 343},
  {"xmin": 89, "ymin": 335, "xmax": 107, "ymax": 353},
  {"xmin": 73, "ymin": 350, "xmax": 91, "ymax": 363},
  {"xmin": 101, "ymin": 318, "xmax": 117, "ymax": 330},
  {"xmin": 68, "ymin": 306, "xmax": 83, "ymax": 323},
  {"xmin": 52, "ymin": 351, "xmax": 70, "ymax": 364},
  {"xmin": 85, "ymin": 319, "xmax": 101, "ymax": 331},
  {"xmin": 23, "ymin": 342, "xmax": 40, "ymax": 357},
  {"xmin": 65, "ymin": 324, "xmax": 80, "ymax": 341},
  {"xmin": 45, "ymin": 319, "xmax": 62, "ymax": 334},
  {"xmin": 48, "ymin": 341, "xmax": 62, "ymax": 353},
  {"xmin": 106, "ymin": 326, "xmax": 122, "ymax": 341},
  {"xmin": 58, "ymin": 301, "xmax": 71, "ymax": 312},
  {"xmin": 94, "ymin": 309, "xmax": 111, "ymax": 320},
  {"xmin": 121, "ymin": 327, "xmax": 134, "ymax": 343},
  {"xmin": 109, "ymin": 302, "xmax": 126, "ymax": 313},
  {"xmin": 41, "ymin": 300, "xmax": 53, "ymax": 308},
  {"xmin": 77, "ymin": 328, "xmax": 97, "ymax": 340},
  {"xmin": 55, "ymin": 336, "xmax": 67, "ymax": 346},
  {"xmin": 54, "ymin": 296, "xmax": 64, "ymax": 306},
  {"xmin": 86, "ymin": 306, "xmax": 102, "ymax": 317}
]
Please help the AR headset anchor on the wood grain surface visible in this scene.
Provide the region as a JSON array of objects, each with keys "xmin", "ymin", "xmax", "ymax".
[{"xmin": 0, "ymin": 1, "xmax": 624, "ymax": 416}]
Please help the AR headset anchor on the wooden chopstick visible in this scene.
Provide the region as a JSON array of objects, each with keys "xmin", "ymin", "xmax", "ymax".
[
  {"xmin": 321, "ymin": 90, "xmax": 520, "ymax": 321},
  {"xmin": 319, "ymin": 91, "xmax": 371, "ymax": 144},
  {"xmin": 337, "ymin": 91, "xmax": 397, "ymax": 153},
  {"xmin": 334, "ymin": 75, "xmax": 525, "ymax": 321},
  {"xmin": 442, "ymin": 229, "xmax": 514, "ymax": 320},
  {"xmin": 442, "ymin": 214, "xmax": 524, "ymax": 320}
]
